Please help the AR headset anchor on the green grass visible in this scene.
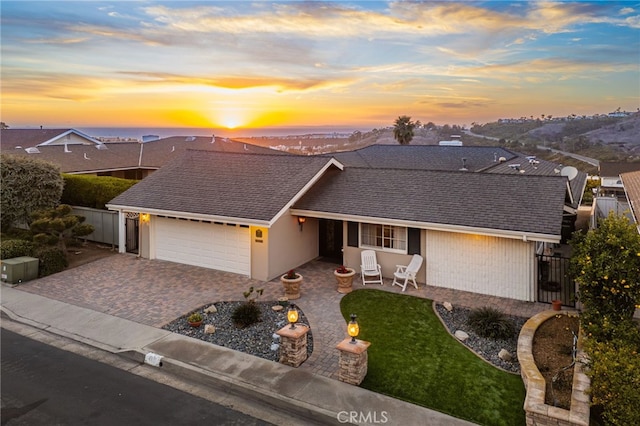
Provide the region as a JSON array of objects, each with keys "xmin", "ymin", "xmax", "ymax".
[{"xmin": 341, "ymin": 289, "xmax": 526, "ymax": 426}]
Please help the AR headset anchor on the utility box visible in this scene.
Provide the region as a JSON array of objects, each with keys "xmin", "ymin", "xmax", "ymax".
[{"xmin": 1, "ymin": 256, "xmax": 39, "ymax": 284}]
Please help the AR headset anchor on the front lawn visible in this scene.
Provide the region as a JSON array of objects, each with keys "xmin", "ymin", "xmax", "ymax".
[{"xmin": 340, "ymin": 289, "xmax": 526, "ymax": 426}]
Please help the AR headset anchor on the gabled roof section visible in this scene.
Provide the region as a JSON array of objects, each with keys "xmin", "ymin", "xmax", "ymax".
[
  {"xmin": 328, "ymin": 145, "xmax": 517, "ymax": 171},
  {"xmin": 293, "ymin": 168, "xmax": 567, "ymax": 240},
  {"xmin": 108, "ymin": 150, "xmax": 342, "ymax": 224},
  {"xmin": 36, "ymin": 129, "xmax": 103, "ymax": 146}
]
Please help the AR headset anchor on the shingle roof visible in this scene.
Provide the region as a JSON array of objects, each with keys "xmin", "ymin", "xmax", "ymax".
[
  {"xmin": 483, "ymin": 155, "xmax": 587, "ymax": 209},
  {"xmin": 621, "ymin": 171, "xmax": 640, "ymax": 227},
  {"xmin": 1, "ymin": 128, "xmax": 75, "ymax": 149},
  {"xmin": 328, "ymin": 145, "xmax": 585, "ymax": 209},
  {"xmin": 1, "ymin": 129, "xmax": 283, "ymax": 173},
  {"xmin": 599, "ymin": 162, "xmax": 640, "ymax": 177},
  {"xmin": 329, "ymin": 145, "xmax": 516, "ymax": 171},
  {"xmin": 294, "ymin": 167, "xmax": 567, "ymax": 236},
  {"xmin": 108, "ymin": 150, "xmax": 338, "ymax": 222}
]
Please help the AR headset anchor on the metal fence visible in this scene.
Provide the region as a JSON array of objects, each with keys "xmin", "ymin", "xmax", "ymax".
[{"xmin": 537, "ymin": 254, "xmax": 575, "ymax": 307}]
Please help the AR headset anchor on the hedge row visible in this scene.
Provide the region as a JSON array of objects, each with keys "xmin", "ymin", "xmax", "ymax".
[
  {"xmin": 61, "ymin": 174, "xmax": 137, "ymax": 209},
  {"xmin": 1, "ymin": 237, "xmax": 68, "ymax": 278}
]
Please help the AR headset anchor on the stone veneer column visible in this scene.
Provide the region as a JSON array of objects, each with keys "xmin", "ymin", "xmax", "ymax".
[
  {"xmin": 336, "ymin": 338, "xmax": 371, "ymax": 385},
  {"xmin": 276, "ymin": 324, "xmax": 309, "ymax": 367}
]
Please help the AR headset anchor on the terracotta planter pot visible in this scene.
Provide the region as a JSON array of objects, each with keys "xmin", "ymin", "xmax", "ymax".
[
  {"xmin": 281, "ymin": 274, "xmax": 303, "ymax": 300},
  {"xmin": 552, "ymin": 300, "xmax": 562, "ymax": 311},
  {"xmin": 334, "ymin": 268, "xmax": 356, "ymax": 294},
  {"xmin": 188, "ymin": 320, "xmax": 203, "ymax": 327}
]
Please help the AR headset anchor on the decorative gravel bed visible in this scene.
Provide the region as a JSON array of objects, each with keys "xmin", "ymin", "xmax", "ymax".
[
  {"xmin": 435, "ymin": 303, "xmax": 527, "ymax": 374},
  {"xmin": 162, "ymin": 301, "xmax": 313, "ymax": 362}
]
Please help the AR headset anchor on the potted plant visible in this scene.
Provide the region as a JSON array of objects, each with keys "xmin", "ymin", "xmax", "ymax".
[
  {"xmin": 187, "ymin": 312, "xmax": 203, "ymax": 327},
  {"xmin": 334, "ymin": 265, "xmax": 356, "ymax": 294},
  {"xmin": 280, "ymin": 269, "xmax": 302, "ymax": 300}
]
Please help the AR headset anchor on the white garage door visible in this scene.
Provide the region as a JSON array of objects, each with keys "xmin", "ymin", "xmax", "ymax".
[{"xmin": 155, "ymin": 217, "xmax": 251, "ymax": 275}]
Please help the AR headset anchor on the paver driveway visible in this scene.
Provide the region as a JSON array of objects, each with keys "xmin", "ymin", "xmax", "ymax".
[{"xmin": 16, "ymin": 253, "xmax": 550, "ymax": 378}]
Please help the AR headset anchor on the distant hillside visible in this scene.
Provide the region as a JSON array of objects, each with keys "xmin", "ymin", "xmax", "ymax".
[{"xmin": 471, "ymin": 113, "xmax": 640, "ymax": 162}]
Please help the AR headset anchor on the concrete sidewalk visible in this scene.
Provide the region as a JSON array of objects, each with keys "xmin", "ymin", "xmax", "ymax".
[{"xmin": 1, "ymin": 285, "xmax": 475, "ymax": 426}]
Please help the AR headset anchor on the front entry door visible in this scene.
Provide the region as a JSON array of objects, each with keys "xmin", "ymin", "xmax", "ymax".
[{"xmin": 319, "ymin": 219, "xmax": 343, "ymax": 263}]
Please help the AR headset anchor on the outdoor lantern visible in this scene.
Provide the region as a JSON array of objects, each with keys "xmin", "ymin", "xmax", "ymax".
[
  {"xmin": 347, "ymin": 313, "xmax": 359, "ymax": 343},
  {"xmin": 140, "ymin": 213, "xmax": 150, "ymax": 223},
  {"xmin": 297, "ymin": 216, "xmax": 306, "ymax": 231},
  {"xmin": 287, "ymin": 303, "xmax": 299, "ymax": 329}
]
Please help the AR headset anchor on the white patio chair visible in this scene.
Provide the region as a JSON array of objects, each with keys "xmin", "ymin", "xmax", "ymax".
[
  {"xmin": 360, "ymin": 250, "xmax": 383, "ymax": 286},
  {"xmin": 392, "ymin": 254, "xmax": 423, "ymax": 291}
]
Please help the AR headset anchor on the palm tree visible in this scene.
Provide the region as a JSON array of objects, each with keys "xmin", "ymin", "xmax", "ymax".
[{"xmin": 393, "ymin": 116, "xmax": 416, "ymax": 145}]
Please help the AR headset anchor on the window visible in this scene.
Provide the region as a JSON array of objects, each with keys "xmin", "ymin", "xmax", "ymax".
[{"xmin": 360, "ymin": 223, "xmax": 406, "ymax": 253}]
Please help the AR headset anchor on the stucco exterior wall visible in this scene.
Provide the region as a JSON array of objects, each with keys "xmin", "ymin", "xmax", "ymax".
[
  {"xmin": 425, "ymin": 230, "xmax": 535, "ymax": 301},
  {"xmin": 250, "ymin": 226, "xmax": 269, "ymax": 281},
  {"xmin": 267, "ymin": 214, "xmax": 319, "ymax": 281}
]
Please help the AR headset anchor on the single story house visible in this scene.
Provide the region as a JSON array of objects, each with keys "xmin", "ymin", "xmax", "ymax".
[
  {"xmin": 107, "ymin": 145, "xmax": 576, "ymax": 303},
  {"xmin": 0, "ymin": 128, "xmax": 279, "ymax": 179}
]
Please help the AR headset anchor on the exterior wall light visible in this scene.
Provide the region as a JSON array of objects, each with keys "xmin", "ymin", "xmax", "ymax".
[
  {"xmin": 347, "ymin": 313, "xmax": 359, "ymax": 343},
  {"xmin": 297, "ymin": 216, "xmax": 306, "ymax": 231},
  {"xmin": 287, "ymin": 303, "xmax": 299, "ymax": 329},
  {"xmin": 140, "ymin": 213, "xmax": 150, "ymax": 223}
]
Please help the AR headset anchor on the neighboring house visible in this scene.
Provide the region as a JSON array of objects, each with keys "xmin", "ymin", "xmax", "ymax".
[
  {"xmin": 592, "ymin": 162, "xmax": 640, "ymax": 227},
  {"xmin": 107, "ymin": 145, "xmax": 576, "ymax": 304},
  {"xmin": 598, "ymin": 162, "xmax": 640, "ymax": 199},
  {"xmin": 0, "ymin": 128, "xmax": 279, "ymax": 179}
]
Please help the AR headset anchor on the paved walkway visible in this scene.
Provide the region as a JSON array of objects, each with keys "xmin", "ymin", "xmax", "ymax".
[{"xmin": 16, "ymin": 253, "xmax": 551, "ymax": 379}]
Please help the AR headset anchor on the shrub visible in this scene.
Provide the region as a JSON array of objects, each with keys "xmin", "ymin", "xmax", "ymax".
[
  {"xmin": 584, "ymin": 329, "xmax": 640, "ymax": 426},
  {"xmin": 231, "ymin": 303, "xmax": 261, "ymax": 328},
  {"xmin": 187, "ymin": 312, "xmax": 203, "ymax": 323},
  {"xmin": 34, "ymin": 246, "xmax": 68, "ymax": 277},
  {"xmin": 61, "ymin": 174, "xmax": 138, "ymax": 209},
  {"xmin": 0, "ymin": 239, "xmax": 35, "ymax": 259},
  {"xmin": 467, "ymin": 306, "xmax": 516, "ymax": 340}
]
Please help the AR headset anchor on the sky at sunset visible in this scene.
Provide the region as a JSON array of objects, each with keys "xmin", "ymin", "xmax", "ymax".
[{"xmin": 1, "ymin": 1, "xmax": 639, "ymax": 132}]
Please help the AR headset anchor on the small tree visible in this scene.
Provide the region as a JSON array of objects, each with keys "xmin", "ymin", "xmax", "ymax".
[
  {"xmin": 570, "ymin": 213, "xmax": 640, "ymax": 337},
  {"xmin": 1, "ymin": 154, "xmax": 64, "ymax": 231},
  {"xmin": 393, "ymin": 115, "xmax": 416, "ymax": 145},
  {"xmin": 30, "ymin": 204, "xmax": 94, "ymax": 256}
]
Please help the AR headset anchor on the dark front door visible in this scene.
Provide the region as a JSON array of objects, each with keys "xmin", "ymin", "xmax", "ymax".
[
  {"xmin": 319, "ymin": 219, "xmax": 343, "ymax": 263},
  {"xmin": 126, "ymin": 216, "xmax": 139, "ymax": 254}
]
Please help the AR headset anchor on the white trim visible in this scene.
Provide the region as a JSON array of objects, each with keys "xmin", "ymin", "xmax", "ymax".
[
  {"xmin": 290, "ymin": 208, "xmax": 561, "ymax": 243},
  {"xmin": 269, "ymin": 158, "xmax": 344, "ymax": 225},
  {"xmin": 106, "ymin": 204, "xmax": 271, "ymax": 227},
  {"xmin": 36, "ymin": 129, "xmax": 103, "ymax": 146}
]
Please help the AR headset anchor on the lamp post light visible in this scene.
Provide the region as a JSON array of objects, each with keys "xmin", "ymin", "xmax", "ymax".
[
  {"xmin": 347, "ymin": 313, "xmax": 359, "ymax": 343},
  {"xmin": 287, "ymin": 303, "xmax": 299, "ymax": 329}
]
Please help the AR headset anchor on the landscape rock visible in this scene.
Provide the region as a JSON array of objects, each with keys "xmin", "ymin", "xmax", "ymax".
[
  {"xmin": 272, "ymin": 305, "xmax": 284, "ymax": 311},
  {"xmin": 443, "ymin": 301, "xmax": 453, "ymax": 312},
  {"xmin": 454, "ymin": 330, "xmax": 469, "ymax": 341},
  {"xmin": 498, "ymin": 348, "xmax": 512, "ymax": 362},
  {"xmin": 204, "ymin": 324, "xmax": 216, "ymax": 334},
  {"xmin": 204, "ymin": 305, "xmax": 217, "ymax": 314}
]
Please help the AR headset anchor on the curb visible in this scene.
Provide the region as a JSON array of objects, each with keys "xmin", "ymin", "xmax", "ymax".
[{"xmin": 122, "ymin": 349, "xmax": 343, "ymax": 425}]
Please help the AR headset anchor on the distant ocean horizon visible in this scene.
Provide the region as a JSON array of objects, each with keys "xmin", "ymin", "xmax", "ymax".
[{"xmin": 75, "ymin": 126, "xmax": 370, "ymax": 139}]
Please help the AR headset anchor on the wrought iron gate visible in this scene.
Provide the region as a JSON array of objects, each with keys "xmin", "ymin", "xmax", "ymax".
[{"xmin": 537, "ymin": 254, "xmax": 575, "ymax": 307}]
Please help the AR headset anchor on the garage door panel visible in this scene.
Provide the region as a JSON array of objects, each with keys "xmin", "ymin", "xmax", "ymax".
[{"xmin": 155, "ymin": 217, "xmax": 250, "ymax": 275}]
